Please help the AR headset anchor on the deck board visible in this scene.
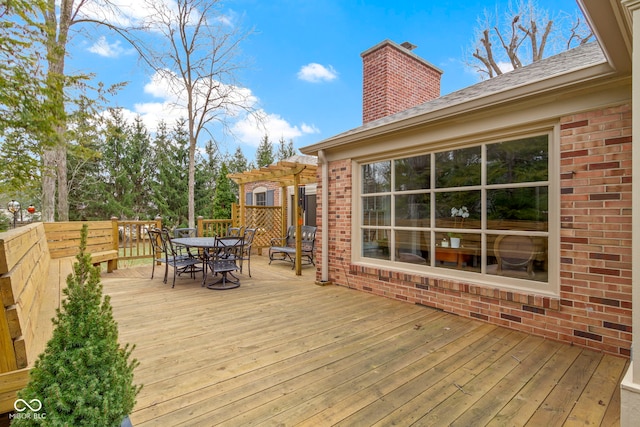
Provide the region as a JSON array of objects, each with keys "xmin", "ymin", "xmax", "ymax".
[{"xmin": 101, "ymin": 254, "xmax": 629, "ymax": 426}]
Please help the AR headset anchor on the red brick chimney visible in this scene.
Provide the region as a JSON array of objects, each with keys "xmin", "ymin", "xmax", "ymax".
[{"xmin": 361, "ymin": 40, "xmax": 443, "ymax": 124}]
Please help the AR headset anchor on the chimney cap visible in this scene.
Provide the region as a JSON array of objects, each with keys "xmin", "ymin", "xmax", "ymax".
[
  {"xmin": 361, "ymin": 40, "xmax": 444, "ymax": 75},
  {"xmin": 400, "ymin": 41, "xmax": 417, "ymax": 51}
]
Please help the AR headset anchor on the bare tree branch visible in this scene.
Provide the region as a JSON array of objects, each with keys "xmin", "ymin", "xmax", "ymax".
[
  {"xmin": 465, "ymin": 0, "xmax": 591, "ymax": 80},
  {"xmin": 139, "ymin": 0, "xmax": 256, "ymax": 228}
]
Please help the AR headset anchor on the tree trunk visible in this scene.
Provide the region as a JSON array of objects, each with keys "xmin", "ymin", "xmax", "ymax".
[
  {"xmin": 41, "ymin": 149, "xmax": 57, "ymax": 222},
  {"xmin": 41, "ymin": 0, "xmax": 73, "ymax": 222},
  {"xmin": 56, "ymin": 142, "xmax": 69, "ymax": 220},
  {"xmin": 188, "ymin": 135, "xmax": 196, "ymax": 229}
]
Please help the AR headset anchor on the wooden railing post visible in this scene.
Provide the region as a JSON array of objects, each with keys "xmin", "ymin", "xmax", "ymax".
[
  {"xmin": 238, "ymin": 182, "xmax": 245, "ymax": 227},
  {"xmin": 111, "ymin": 217, "xmax": 119, "ymax": 252},
  {"xmin": 110, "ymin": 217, "xmax": 119, "ymax": 271},
  {"xmin": 197, "ymin": 216, "xmax": 203, "ymax": 237}
]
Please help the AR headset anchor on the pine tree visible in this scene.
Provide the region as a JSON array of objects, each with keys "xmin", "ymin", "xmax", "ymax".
[
  {"xmin": 255, "ymin": 134, "xmax": 275, "ymax": 167},
  {"xmin": 195, "ymin": 140, "xmax": 218, "ymax": 219},
  {"xmin": 101, "ymin": 109, "xmax": 135, "ymax": 220},
  {"xmin": 14, "ymin": 224, "xmax": 140, "ymax": 426},
  {"xmin": 150, "ymin": 119, "xmax": 190, "ymax": 227},
  {"xmin": 128, "ymin": 117, "xmax": 152, "ymax": 219},
  {"xmin": 228, "ymin": 146, "xmax": 250, "ymax": 174},
  {"xmin": 212, "ymin": 163, "xmax": 236, "ymax": 219},
  {"xmin": 277, "ymin": 136, "xmax": 296, "ymax": 160}
]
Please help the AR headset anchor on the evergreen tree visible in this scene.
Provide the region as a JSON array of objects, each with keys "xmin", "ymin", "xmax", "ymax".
[
  {"xmin": 226, "ymin": 146, "xmax": 251, "ymax": 199},
  {"xmin": 101, "ymin": 109, "xmax": 134, "ymax": 220},
  {"xmin": 277, "ymin": 136, "xmax": 296, "ymax": 160},
  {"xmin": 67, "ymin": 100, "xmax": 103, "ymax": 220},
  {"xmin": 14, "ymin": 224, "xmax": 140, "ymax": 426},
  {"xmin": 212, "ymin": 163, "xmax": 236, "ymax": 219},
  {"xmin": 127, "ymin": 117, "xmax": 152, "ymax": 219},
  {"xmin": 228, "ymin": 146, "xmax": 250, "ymax": 174},
  {"xmin": 195, "ymin": 140, "xmax": 218, "ymax": 219},
  {"xmin": 255, "ymin": 134, "xmax": 275, "ymax": 167},
  {"xmin": 149, "ymin": 121, "xmax": 171, "ymax": 219},
  {"xmin": 151, "ymin": 119, "xmax": 189, "ymax": 227}
]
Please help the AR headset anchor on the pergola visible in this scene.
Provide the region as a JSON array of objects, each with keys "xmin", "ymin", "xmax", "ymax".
[{"xmin": 228, "ymin": 160, "xmax": 318, "ymax": 275}]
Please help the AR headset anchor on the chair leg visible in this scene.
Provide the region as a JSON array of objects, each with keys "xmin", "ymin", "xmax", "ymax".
[{"xmin": 171, "ymin": 263, "xmax": 177, "ymax": 288}]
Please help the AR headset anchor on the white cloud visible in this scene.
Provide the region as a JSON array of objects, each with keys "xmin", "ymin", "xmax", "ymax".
[
  {"xmin": 77, "ymin": 2, "xmax": 153, "ymax": 27},
  {"xmin": 497, "ymin": 62, "xmax": 514, "ymax": 73},
  {"xmin": 79, "ymin": 1, "xmax": 236, "ymax": 33},
  {"xmin": 117, "ymin": 69, "xmax": 260, "ymax": 132},
  {"xmin": 88, "ymin": 36, "xmax": 127, "ymax": 58},
  {"xmin": 297, "ymin": 63, "xmax": 338, "ymax": 83},
  {"xmin": 231, "ymin": 110, "xmax": 319, "ymax": 147},
  {"xmin": 301, "ymin": 123, "xmax": 320, "ymax": 134},
  {"xmin": 114, "ymin": 71, "xmax": 313, "ymax": 147}
]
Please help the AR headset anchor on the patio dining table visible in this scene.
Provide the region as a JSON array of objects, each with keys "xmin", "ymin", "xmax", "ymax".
[{"xmin": 172, "ymin": 237, "xmax": 243, "ymax": 290}]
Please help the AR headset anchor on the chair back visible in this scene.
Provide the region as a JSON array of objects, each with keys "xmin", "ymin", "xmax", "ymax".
[
  {"xmin": 206, "ymin": 236, "xmax": 244, "ymax": 273},
  {"xmin": 226, "ymin": 226, "xmax": 244, "ymax": 237},
  {"xmin": 243, "ymin": 228, "xmax": 257, "ymax": 246},
  {"xmin": 148, "ymin": 228, "xmax": 166, "ymax": 257},
  {"xmin": 494, "ymin": 235, "xmax": 536, "ymax": 268},
  {"xmin": 215, "ymin": 236, "xmax": 244, "ymax": 258},
  {"xmin": 174, "ymin": 227, "xmax": 197, "ymax": 238},
  {"xmin": 160, "ymin": 228, "xmax": 182, "ymax": 258}
]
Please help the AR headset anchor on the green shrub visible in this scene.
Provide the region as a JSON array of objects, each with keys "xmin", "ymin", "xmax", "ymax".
[{"xmin": 13, "ymin": 224, "xmax": 141, "ymax": 426}]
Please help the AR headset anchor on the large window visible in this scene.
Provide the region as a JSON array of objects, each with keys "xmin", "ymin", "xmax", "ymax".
[{"xmin": 360, "ymin": 135, "xmax": 550, "ymax": 288}]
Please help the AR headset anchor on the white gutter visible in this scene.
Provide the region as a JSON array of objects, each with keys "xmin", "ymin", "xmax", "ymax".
[{"xmin": 318, "ymin": 149, "xmax": 329, "ymax": 283}]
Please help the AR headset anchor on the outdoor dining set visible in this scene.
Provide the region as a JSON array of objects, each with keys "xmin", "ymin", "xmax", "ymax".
[{"xmin": 147, "ymin": 226, "xmax": 256, "ymax": 290}]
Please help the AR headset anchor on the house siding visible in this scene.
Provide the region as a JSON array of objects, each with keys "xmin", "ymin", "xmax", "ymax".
[{"xmin": 316, "ymin": 103, "xmax": 632, "ymax": 357}]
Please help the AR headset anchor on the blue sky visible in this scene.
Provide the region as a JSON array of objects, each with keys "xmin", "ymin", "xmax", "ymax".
[{"xmin": 68, "ymin": 0, "xmax": 587, "ymax": 163}]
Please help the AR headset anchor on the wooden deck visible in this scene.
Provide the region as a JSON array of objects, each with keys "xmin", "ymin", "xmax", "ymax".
[{"xmin": 102, "ymin": 254, "xmax": 628, "ymax": 426}]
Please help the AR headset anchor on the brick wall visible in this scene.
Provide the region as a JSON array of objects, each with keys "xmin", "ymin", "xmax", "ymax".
[
  {"xmin": 362, "ymin": 41, "xmax": 442, "ymax": 124},
  {"xmin": 317, "ymin": 103, "xmax": 632, "ymax": 357},
  {"xmin": 559, "ymin": 103, "xmax": 632, "ymax": 355}
]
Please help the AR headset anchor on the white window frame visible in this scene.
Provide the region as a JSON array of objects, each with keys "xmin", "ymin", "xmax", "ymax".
[{"xmin": 253, "ymin": 186, "xmax": 267, "ymax": 206}]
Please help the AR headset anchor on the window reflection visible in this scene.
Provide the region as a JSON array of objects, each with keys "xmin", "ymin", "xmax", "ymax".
[
  {"xmin": 362, "ymin": 195, "xmax": 390, "ymax": 226},
  {"xmin": 395, "ymin": 194, "xmax": 429, "ymax": 226},
  {"xmin": 362, "ymin": 229, "xmax": 389, "ymax": 260},
  {"xmin": 362, "ymin": 161, "xmax": 391, "ymax": 193},
  {"xmin": 395, "ymin": 230, "xmax": 429, "ymax": 265},
  {"xmin": 487, "ymin": 136, "xmax": 548, "ymax": 184},
  {"xmin": 436, "ymin": 146, "xmax": 481, "ymax": 188},
  {"xmin": 395, "ymin": 155, "xmax": 430, "ymax": 191},
  {"xmin": 487, "ymin": 187, "xmax": 548, "ymax": 231}
]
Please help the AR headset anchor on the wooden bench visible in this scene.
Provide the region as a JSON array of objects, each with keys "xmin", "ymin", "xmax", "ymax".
[
  {"xmin": 268, "ymin": 225, "xmax": 317, "ymax": 269},
  {"xmin": 44, "ymin": 221, "xmax": 118, "ymax": 273},
  {"xmin": 0, "ymin": 221, "xmax": 118, "ymax": 413},
  {"xmin": 0, "ymin": 224, "xmax": 78, "ymax": 413}
]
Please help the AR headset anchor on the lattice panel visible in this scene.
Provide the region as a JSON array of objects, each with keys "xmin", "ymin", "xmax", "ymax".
[{"xmin": 244, "ymin": 206, "xmax": 282, "ymax": 249}]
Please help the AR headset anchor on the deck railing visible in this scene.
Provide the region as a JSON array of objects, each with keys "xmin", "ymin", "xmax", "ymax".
[
  {"xmin": 117, "ymin": 218, "xmax": 162, "ymax": 265},
  {"xmin": 116, "ymin": 217, "xmax": 233, "ymax": 265},
  {"xmin": 51, "ymin": 215, "xmax": 270, "ymax": 266},
  {"xmin": 197, "ymin": 217, "xmax": 233, "ymax": 237}
]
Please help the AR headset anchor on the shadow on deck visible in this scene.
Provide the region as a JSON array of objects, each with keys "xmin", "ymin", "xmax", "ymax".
[{"xmin": 102, "ymin": 254, "xmax": 628, "ymax": 426}]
